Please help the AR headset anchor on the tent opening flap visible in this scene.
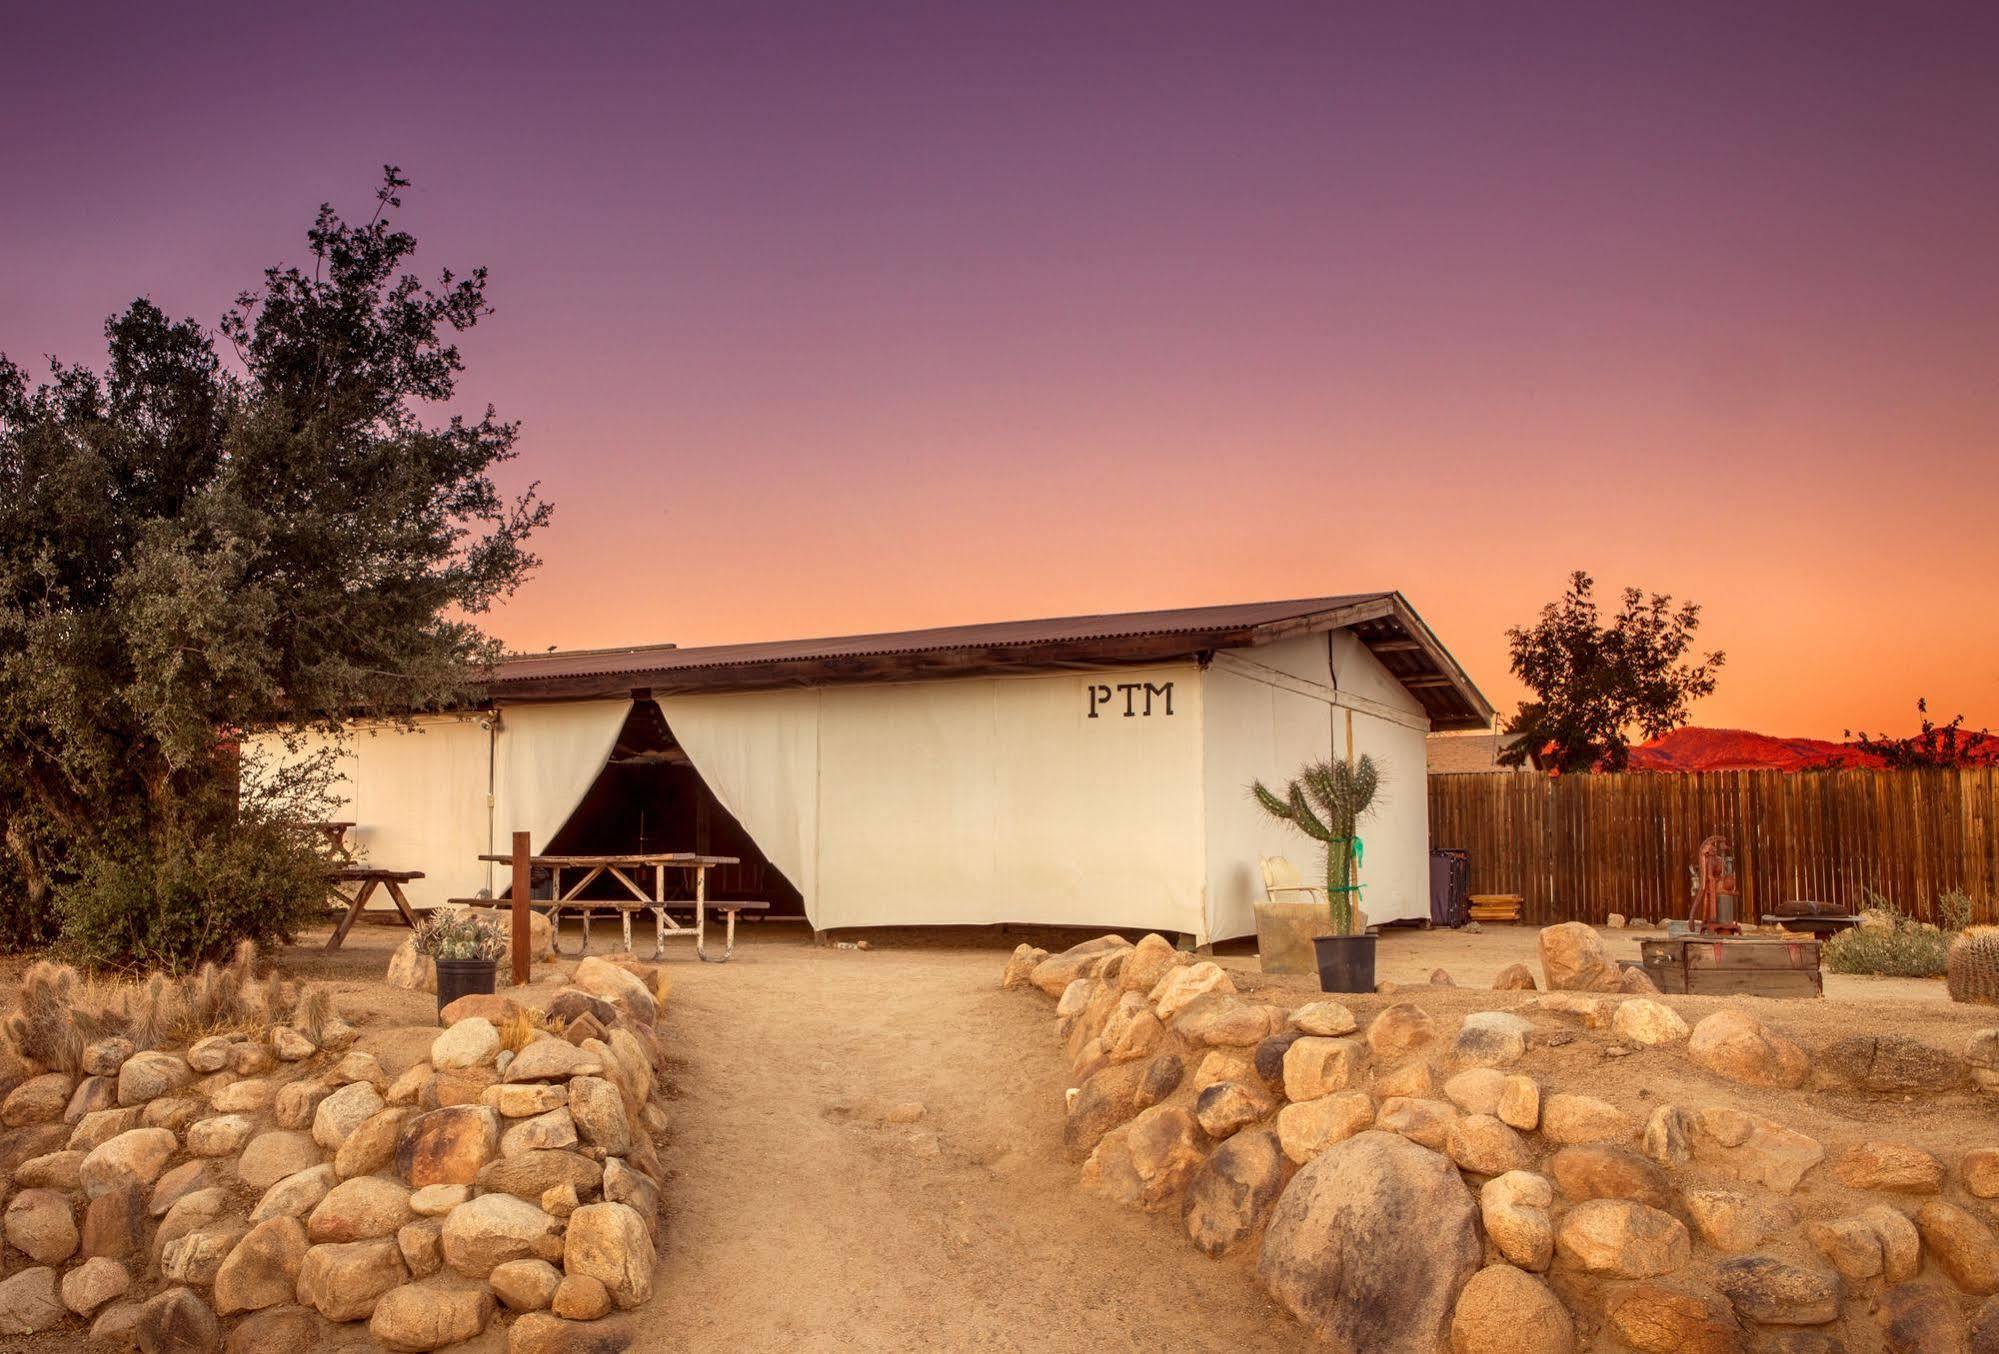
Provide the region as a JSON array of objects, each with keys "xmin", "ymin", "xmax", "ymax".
[
  {"xmin": 493, "ymin": 698, "xmax": 635, "ymax": 854},
  {"xmin": 539, "ymin": 700, "xmax": 805, "ymax": 915}
]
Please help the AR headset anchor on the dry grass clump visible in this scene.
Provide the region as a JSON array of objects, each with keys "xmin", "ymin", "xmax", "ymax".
[
  {"xmin": 497, "ymin": 1007, "xmax": 538, "ymax": 1053},
  {"xmin": 1, "ymin": 941, "xmax": 330, "ymax": 1072},
  {"xmin": 498, "ymin": 1006, "xmax": 567, "ymax": 1052},
  {"xmin": 3, "ymin": 959, "xmax": 86, "ymax": 1073}
]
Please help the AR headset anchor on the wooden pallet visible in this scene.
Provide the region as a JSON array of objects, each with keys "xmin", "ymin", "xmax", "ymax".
[
  {"xmin": 1639, "ymin": 935, "xmax": 1823, "ymax": 997},
  {"xmin": 1467, "ymin": 893, "xmax": 1523, "ymax": 923}
]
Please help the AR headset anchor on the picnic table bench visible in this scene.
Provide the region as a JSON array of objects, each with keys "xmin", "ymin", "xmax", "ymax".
[
  {"xmin": 310, "ymin": 820, "xmax": 358, "ymax": 855},
  {"xmin": 471, "ymin": 851, "xmax": 758, "ymax": 962},
  {"xmin": 324, "ymin": 865, "xmax": 425, "ymax": 952}
]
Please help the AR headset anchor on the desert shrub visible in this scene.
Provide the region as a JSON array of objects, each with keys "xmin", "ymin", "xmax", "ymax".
[
  {"xmin": 1938, "ymin": 888, "xmax": 1976, "ymax": 932},
  {"xmin": 55, "ymin": 806, "xmax": 328, "ymax": 972},
  {"xmin": 1824, "ymin": 894, "xmax": 1952, "ymax": 977},
  {"xmin": 1, "ymin": 170, "xmax": 546, "ymax": 969}
]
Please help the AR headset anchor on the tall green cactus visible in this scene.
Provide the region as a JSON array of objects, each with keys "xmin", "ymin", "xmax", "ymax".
[{"xmin": 1252, "ymin": 755, "xmax": 1383, "ymax": 936}]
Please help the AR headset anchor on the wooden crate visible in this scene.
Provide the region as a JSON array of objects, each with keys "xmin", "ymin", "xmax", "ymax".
[{"xmin": 1639, "ymin": 935, "xmax": 1824, "ymax": 998}]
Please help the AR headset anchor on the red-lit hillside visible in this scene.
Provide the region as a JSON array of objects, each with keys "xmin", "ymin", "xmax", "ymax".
[{"xmin": 1626, "ymin": 727, "xmax": 1999, "ymax": 772}]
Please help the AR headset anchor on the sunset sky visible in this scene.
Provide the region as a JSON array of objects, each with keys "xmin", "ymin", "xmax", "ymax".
[{"xmin": 4, "ymin": 2, "xmax": 1996, "ymax": 740}]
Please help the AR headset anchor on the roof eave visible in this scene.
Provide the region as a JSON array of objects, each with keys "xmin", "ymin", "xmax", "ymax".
[{"xmin": 1239, "ymin": 592, "xmax": 1493, "ymax": 732}]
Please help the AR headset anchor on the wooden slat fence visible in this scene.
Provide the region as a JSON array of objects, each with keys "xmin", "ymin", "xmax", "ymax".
[{"xmin": 1428, "ymin": 768, "xmax": 1999, "ymax": 926}]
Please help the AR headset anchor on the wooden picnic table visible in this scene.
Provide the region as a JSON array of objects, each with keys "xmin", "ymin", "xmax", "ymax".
[
  {"xmin": 324, "ymin": 865, "xmax": 424, "ymax": 952},
  {"xmin": 473, "ymin": 851, "xmax": 750, "ymax": 962}
]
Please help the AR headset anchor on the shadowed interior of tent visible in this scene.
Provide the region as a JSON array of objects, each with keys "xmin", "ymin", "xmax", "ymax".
[{"xmin": 541, "ymin": 700, "xmax": 804, "ymax": 917}]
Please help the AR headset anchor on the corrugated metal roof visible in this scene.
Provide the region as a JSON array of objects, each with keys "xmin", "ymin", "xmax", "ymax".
[
  {"xmin": 492, "ymin": 594, "xmax": 1392, "ymax": 683},
  {"xmin": 484, "ymin": 592, "xmax": 1494, "ymax": 730}
]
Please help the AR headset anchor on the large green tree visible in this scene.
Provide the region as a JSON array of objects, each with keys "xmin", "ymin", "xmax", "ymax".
[
  {"xmin": 0, "ymin": 168, "xmax": 549, "ymax": 966},
  {"xmin": 1500, "ymin": 571, "xmax": 1723, "ymax": 773}
]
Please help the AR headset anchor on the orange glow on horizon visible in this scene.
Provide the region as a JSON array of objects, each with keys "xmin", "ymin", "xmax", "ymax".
[{"xmin": 5, "ymin": 3, "xmax": 1996, "ymax": 743}]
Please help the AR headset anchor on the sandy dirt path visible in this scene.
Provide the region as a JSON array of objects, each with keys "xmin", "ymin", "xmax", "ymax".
[{"xmin": 638, "ymin": 931, "xmax": 1298, "ymax": 1353}]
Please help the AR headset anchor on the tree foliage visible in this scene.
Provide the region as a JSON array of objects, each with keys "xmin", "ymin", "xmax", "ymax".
[
  {"xmin": 0, "ymin": 168, "xmax": 549, "ymax": 967},
  {"xmin": 1846, "ymin": 699, "xmax": 1997, "ymax": 769},
  {"xmin": 1251, "ymin": 755, "xmax": 1382, "ymax": 935},
  {"xmin": 1499, "ymin": 571, "xmax": 1723, "ymax": 774}
]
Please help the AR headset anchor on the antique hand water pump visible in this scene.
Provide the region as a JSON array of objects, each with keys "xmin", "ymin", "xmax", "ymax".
[{"xmin": 1687, "ymin": 834, "xmax": 1739, "ymax": 929}]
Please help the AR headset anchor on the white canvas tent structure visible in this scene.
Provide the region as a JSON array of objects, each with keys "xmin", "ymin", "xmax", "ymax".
[{"xmin": 248, "ymin": 594, "xmax": 1491, "ymax": 944}]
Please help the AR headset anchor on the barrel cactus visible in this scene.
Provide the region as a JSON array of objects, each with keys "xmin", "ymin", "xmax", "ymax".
[{"xmin": 1947, "ymin": 926, "xmax": 1999, "ymax": 1005}]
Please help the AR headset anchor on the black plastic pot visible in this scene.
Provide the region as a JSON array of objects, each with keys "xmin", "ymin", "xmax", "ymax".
[
  {"xmin": 435, "ymin": 957, "xmax": 498, "ymax": 1021},
  {"xmin": 1313, "ymin": 933, "xmax": 1377, "ymax": 993}
]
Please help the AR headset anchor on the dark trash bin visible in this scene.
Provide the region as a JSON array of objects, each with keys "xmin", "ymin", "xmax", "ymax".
[{"xmin": 1430, "ymin": 848, "xmax": 1470, "ymax": 928}]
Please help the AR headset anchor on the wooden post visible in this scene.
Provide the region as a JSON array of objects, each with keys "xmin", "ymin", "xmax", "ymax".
[{"xmin": 511, "ymin": 831, "xmax": 531, "ymax": 987}]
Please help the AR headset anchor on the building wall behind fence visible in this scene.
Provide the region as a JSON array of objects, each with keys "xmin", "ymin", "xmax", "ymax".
[{"xmin": 1428, "ymin": 768, "xmax": 1999, "ymax": 926}]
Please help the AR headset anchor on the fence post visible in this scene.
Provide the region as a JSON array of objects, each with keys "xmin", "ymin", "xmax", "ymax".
[{"xmin": 511, "ymin": 831, "xmax": 531, "ymax": 987}]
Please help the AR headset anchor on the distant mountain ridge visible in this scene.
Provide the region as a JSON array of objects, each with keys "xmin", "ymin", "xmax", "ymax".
[{"xmin": 1626, "ymin": 726, "xmax": 1999, "ymax": 772}]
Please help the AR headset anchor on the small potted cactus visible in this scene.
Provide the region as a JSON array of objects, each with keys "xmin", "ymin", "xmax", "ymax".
[
  {"xmin": 1252, "ymin": 755, "xmax": 1383, "ymax": 992},
  {"xmin": 414, "ymin": 910, "xmax": 507, "ymax": 1020}
]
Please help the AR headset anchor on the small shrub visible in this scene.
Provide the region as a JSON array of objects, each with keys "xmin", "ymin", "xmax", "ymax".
[
  {"xmin": 293, "ymin": 986, "xmax": 334, "ymax": 1044},
  {"xmin": 1825, "ymin": 896, "xmax": 1950, "ymax": 977},
  {"xmin": 55, "ymin": 806, "xmax": 328, "ymax": 972},
  {"xmin": 127, "ymin": 973, "xmax": 177, "ymax": 1051}
]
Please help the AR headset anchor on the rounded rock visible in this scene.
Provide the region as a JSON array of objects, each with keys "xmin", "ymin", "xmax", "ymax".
[
  {"xmin": 1688, "ymin": 1009, "xmax": 1809, "ymax": 1089},
  {"xmin": 563, "ymin": 1201, "xmax": 656, "ymax": 1309},
  {"xmin": 59, "ymin": 1255, "xmax": 130, "ymax": 1318},
  {"xmin": 1449, "ymin": 1264, "xmax": 1574, "ymax": 1354},
  {"xmin": 238, "ymin": 1129, "xmax": 323, "ymax": 1190},
  {"xmin": 80, "ymin": 1126, "xmax": 178, "ymax": 1198},
  {"xmin": 1257, "ymin": 1130, "xmax": 1481, "ymax": 1353},
  {"xmin": 1555, "ymin": 1199, "xmax": 1691, "ymax": 1278},
  {"xmin": 431, "ymin": 1018, "xmax": 503, "ymax": 1071}
]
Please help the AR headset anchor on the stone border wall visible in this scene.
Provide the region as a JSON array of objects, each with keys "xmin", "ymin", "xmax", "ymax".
[
  {"xmin": 0, "ymin": 954, "xmax": 673, "ymax": 1352},
  {"xmin": 1002, "ymin": 931, "xmax": 1999, "ymax": 1354}
]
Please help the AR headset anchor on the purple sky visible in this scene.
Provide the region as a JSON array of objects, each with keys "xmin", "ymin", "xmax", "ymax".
[{"xmin": 5, "ymin": 2, "xmax": 1998, "ymax": 736}]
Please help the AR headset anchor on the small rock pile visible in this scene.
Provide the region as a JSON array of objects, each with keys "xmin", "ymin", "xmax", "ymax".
[
  {"xmin": 1003, "ymin": 931, "xmax": 1999, "ymax": 1354},
  {"xmin": 0, "ymin": 953, "xmax": 671, "ymax": 1353}
]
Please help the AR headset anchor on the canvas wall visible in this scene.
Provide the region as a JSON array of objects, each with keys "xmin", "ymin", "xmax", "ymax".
[
  {"xmin": 244, "ymin": 701, "xmax": 631, "ymax": 910},
  {"xmin": 816, "ymin": 665, "xmax": 1206, "ymax": 933},
  {"xmin": 1201, "ymin": 633, "xmax": 1433, "ymax": 940},
  {"xmin": 661, "ymin": 665, "xmax": 1208, "ymax": 936},
  {"xmin": 243, "ymin": 716, "xmax": 490, "ymax": 910}
]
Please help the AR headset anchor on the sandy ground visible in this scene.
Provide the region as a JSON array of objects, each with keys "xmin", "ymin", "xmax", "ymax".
[
  {"xmin": 627, "ymin": 924, "xmax": 1304, "ymax": 1353},
  {"xmin": 5, "ymin": 917, "xmax": 1995, "ymax": 1352}
]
